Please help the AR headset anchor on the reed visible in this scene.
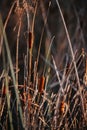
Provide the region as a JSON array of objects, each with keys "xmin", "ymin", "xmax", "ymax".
[{"xmin": 0, "ymin": 0, "xmax": 87, "ymax": 130}]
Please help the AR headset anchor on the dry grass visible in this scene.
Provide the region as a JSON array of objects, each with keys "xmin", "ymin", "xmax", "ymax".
[{"xmin": 0, "ymin": 0, "xmax": 87, "ymax": 130}]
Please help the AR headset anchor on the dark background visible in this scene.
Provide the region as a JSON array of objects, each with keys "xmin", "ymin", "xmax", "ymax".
[{"xmin": 0, "ymin": 0, "xmax": 87, "ymax": 79}]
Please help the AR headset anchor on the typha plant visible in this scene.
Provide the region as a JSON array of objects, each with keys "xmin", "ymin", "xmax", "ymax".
[{"xmin": 0, "ymin": 0, "xmax": 87, "ymax": 130}]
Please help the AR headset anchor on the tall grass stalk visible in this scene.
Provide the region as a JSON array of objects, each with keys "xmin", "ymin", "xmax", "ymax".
[
  {"xmin": 37, "ymin": 2, "xmax": 51, "ymax": 68},
  {"xmin": 5, "ymin": 73, "xmax": 13, "ymax": 130}
]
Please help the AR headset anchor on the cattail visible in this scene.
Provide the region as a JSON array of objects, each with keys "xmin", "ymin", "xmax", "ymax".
[
  {"xmin": 59, "ymin": 101, "xmax": 65, "ymax": 114},
  {"xmin": 38, "ymin": 76, "xmax": 45, "ymax": 93},
  {"xmin": 29, "ymin": 31, "xmax": 33, "ymax": 49}
]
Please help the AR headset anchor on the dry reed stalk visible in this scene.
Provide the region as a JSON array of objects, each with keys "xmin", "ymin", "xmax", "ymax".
[
  {"xmin": 5, "ymin": 73, "xmax": 13, "ymax": 130},
  {"xmin": 52, "ymin": 56, "xmax": 62, "ymax": 88},
  {"xmin": 16, "ymin": 19, "xmax": 21, "ymax": 88},
  {"xmin": 56, "ymin": 0, "xmax": 85, "ymax": 118},
  {"xmin": 40, "ymin": 1, "xmax": 51, "ymax": 38},
  {"xmin": 83, "ymin": 57, "xmax": 87, "ymax": 86},
  {"xmin": 28, "ymin": 0, "xmax": 37, "ymax": 85},
  {"xmin": 0, "ymin": 80, "xmax": 6, "ymax": 118},
  {"xmin": 0, "ymin": 1, "xmax": 16, "ymax": 54},
  {"xmin": 40, "ymin": 1, "xmax": 52, "ymax": 65},
  {"xmin": 15, "ymin": 17, "xmax": 22, "ymax": 129},
  {"xmin": 33, "ymin": 61, "xmax": 37, "ymax": 87},
  {"xmin": 23, "ymin": 2, "xmax": 36, "ymax": 128},
  {"xmin": 37, "ymin": 2, "xmax": 51, "ymax": 68},
  {"xmin": 43, "ymin": 36, "xmax": 55, "ymax": 75}
]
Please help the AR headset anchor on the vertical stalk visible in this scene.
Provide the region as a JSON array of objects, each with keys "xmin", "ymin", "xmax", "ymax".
[
  {"xmin": 16, "ymin": 17, "xmax": 21, "ymax": 130},
  {"xmin": 24, "ymin": 1, "xmax": 30, "ymax": 129},
  {"xmin": 28, "ymin": 0, "xmax": 37, "ymax": 84},
  {"xmin": 16, "ymin": 19, "xmax": 21, "ymax": 89},
  {"xmin": 5, "ymin": 73, "xmax": 13, "ymax": 130}
]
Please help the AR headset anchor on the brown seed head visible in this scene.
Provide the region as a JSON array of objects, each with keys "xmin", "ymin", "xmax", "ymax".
[{"xmin": 38, "ymin": 76, "xmax": 45, "ymax": 93}]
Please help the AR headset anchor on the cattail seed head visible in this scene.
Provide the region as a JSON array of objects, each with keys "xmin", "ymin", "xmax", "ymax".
[
  {"xmin": 59, "ymin": 101, "xmax": 65, "ymax": 114},
  {"xmin": 38, "ymin": 76, "xmax": 45, "ymax": 93}
]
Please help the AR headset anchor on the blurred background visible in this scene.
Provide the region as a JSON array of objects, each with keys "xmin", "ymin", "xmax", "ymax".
[{"xmin": 0, "ymin": 0, "xmax": 87, "ymax": 81}]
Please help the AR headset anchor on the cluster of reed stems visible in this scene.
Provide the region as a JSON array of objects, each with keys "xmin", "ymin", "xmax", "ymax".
[{"xmin": 0, "ymin": 0, "xmax": 87, "ymax": 130}]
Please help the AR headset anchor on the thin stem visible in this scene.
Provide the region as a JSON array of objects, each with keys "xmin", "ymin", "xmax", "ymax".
[
  {"xmin": 37, "ymin": 2, "xmax": 51, "ymax": 68},
  {"xmin": 16, "ymin": 19, "xmax": 21, "ymax": 88},
  {"xmin": 5, "ymin": 73, "xmax": 13, "ymax": 130},
  {"xmin": 0, "ymin": 1, "xmax": 16, "ymax": 54}
]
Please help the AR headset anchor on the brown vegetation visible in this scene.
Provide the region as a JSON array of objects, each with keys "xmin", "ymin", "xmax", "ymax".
[{"xmin": 0, "ymin": 0, "xmax": 87, "ymax": 130}]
